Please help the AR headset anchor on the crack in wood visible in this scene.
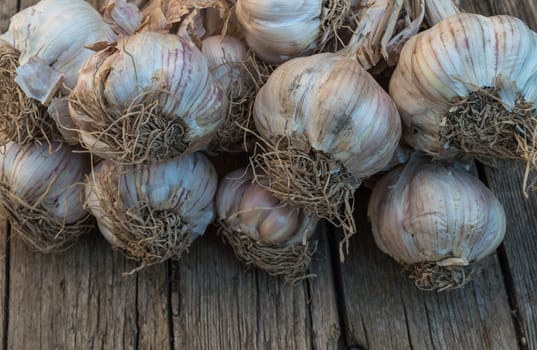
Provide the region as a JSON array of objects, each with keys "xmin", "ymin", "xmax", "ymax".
[{"xmin": 2, "ymin": 222, "xmax": 10, "ymax": 350}]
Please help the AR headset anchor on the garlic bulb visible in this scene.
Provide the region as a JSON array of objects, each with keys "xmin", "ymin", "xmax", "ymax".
[
  {"xmin": 0, "ymin": 0, "xmax": 116, "ymax": 144},
  {"xmin": 69, "ymin": 31, "xmax": 226, "ymax": 163},
  {"xmin": 201, "ymin": 35, "xmax": 262, "ymax": 152},
  {"xmin": 368, "ymin": 154, "xmax": 506, "ymax": 291},
  {"xmin": 85, "ymin": 152, "xmax": 217, "ymax": 267},
  {"xmin": 235, "ymin": 0, "xmax": 352, "ymax": 63},
  {"xmin": 216, "ymin": 168, "xmax": 318, "ymax": 281},
  {"xmin": 253, "ymin": 52, "xmax": 402, "ymax": 255},
  {"xmin": 389, "ymin": 13, "xmax": 537, "ymax": 193},
  {"xmin": 0, "ymin": 141, "xmax": 93, "ymax": 252}
]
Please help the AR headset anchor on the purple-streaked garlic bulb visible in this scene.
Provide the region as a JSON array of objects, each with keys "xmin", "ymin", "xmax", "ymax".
[
  {"xmin": 368, "ymin": 154, "xmax": 506, "ymax": 291},
  {"xmin": 389, "ymin": 13, "xmax": 537, "ymax": 194},
  {"xmin": 69, "ymin": 31, "xmax": 227, "ymax": 163},
  {"xmin": 85, "ymin": 152, "xmax": 217, "ymax": 268},
  {"xmin": 0, "ymin": 141, "xmax": 93, "ymax": 252},
  {"xmin": 252, "ymin": 52, "xmax": 402, "ymax": 256}
]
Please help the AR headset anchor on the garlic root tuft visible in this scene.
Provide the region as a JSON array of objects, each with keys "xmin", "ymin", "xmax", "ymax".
[
  {"xmin": 250, "ymin": 136, "xmax": 359, "ymax": 260},
  {"xmin": 405, "ymin": 261, "xmax": 474, "ymax": 292},
  {"xmin": 218, "ymin": 224, "xmax": 317, "ymax": 284},
  {"xmin": 0, "ymin": 44, "xmax": 60, "ymax": 145}
]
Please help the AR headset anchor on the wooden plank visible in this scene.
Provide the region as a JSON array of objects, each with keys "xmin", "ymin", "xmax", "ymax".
[
  {"xmin": 136, "ymin": 265, "xmax": 171, "ymax": 350},
  {"xmin": 307, "ymin": 225, "xmax": 342, "ymax": 350},
  {"xmin": 481, "ymin": 162, "xmax": 537, "ymax": 349},
  {"xmin": 0, "ymin": 220, "xmax": 8, "ymax": 350},
  {"xmin": 336, "ymin": 188, "xmax": 518, "ymax": 349},
  {"xmin": 0, "ymin": 0, "xmax": 17, "ymax": 32},
  {"xmin": 7, "ymin": 235, "xmax": 140, "ymax": 349},
  {"xmin": 170, "ymin": 223, "xmax": 341, "ymax": 350}
]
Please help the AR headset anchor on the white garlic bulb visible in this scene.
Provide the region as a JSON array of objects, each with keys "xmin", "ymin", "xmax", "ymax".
[
  {"xmin": 85, "ymin": 152, "xmax": 217, "ymax": 266},
  {"xmin": 216, "ymin": 168, "xmax": 318, "ymax": 281},
  {"xmin": 0, "ymin": 141, "xmax": 92, "ymax": 252},
  {"xmin": 368, "ymin": 154, "xmax": 506, "ymax": 291},
  {"xmin": 235, "ymin": 0, "xmax": 351, "ymax": 63},
  {"xmin": 252, "ymin": 52, "xmax": 401, "ymax": 251},
  {"xmin": 389, "ymin": 13, "xmax": 537, "ymax": 192},
  {"xmin": 0, "ymin": 0, "xmax": 116, "ymax": 145},
  {"xmin": 69, "ymin": 31, "xmax": 227, "ymax": 163}
]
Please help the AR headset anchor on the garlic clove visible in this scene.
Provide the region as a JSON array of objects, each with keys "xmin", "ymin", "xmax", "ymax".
[
  {"xmin": 258, "ymin": 207, "xmax": 300, "ymax": 244},
  {"xmin": 238, "ymin": 182, "xmax": 280, "ymax": 237}
]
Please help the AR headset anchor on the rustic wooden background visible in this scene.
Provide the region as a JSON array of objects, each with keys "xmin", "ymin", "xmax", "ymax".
[{"xmin": 0, "ymin": 0, "xmax": 536, "ymax": 349}]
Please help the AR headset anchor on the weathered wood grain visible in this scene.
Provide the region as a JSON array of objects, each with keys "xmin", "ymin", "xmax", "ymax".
[
  {"xmin": 481, "ymin": 161, "xmax": 537, "ymax": 349},
  {"xmin": 7, "ymin": 235, "xmax": 139, "ymax": 349},
  {"xmin": 170, "ymin": 222, "xmax": 341, "ymax": 350},
  {"xmin": 0, "ymin": 220, "xmax": 9, "ymax": 349},
  {"xmin": 336, "ymin": 188, "xmax": 518, "ymax": 349}
]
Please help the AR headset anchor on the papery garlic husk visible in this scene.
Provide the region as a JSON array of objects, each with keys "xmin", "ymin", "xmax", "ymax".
[
  {"xmin": 368, "ymin": 154, "xmax": 506, "ymax": 291},
  {"xmin": 201, "ymin": 35, "xmax": 272, "ymax": 152},
  {"xmin": 0, "ymin": 0, "xmax": 116, "ymax": 145},
  {"xmin": 252, "ymin": 52, "xmax": 402, "ymax": 258},
  {"xmin": 140, "ymin": 0, "xmax": 232, "ymax": 45},
  {"xmin": 101, "ymin": 0, "xmax": 144, "ymax": 36},
  {"xmin": 0, "ymin": 141, "xmax": 93, "ymax": 252},
  {"xmin": 389, "ymin": 13, "xmax": 537, "ymax": 195},
  {"xmin": 69, "ymin": 31, "xmax": 226, "ymax": 163},
  {"xmin": 216, "ymin": 168, "xmax": 319, "ymax": 283},
  {"xmin": 235, "ymin": 0, "xmax": 353, "ymax": 64},
  {"xmin": 85, "ymin": 152, "xmax": 217, "ymax": 268},
  {"xmin": 342, "ymin": 0, "xmax": 425, "ymax": 70}
]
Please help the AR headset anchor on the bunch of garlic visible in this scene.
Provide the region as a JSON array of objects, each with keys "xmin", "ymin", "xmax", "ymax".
[
  {"xmin": 85, "ymin": 152, "xmax": 217, "ymax": 267},
  {"xmin": 235, "ymin": 0, "xmax": 352, "ymax": 63},
  {"xmin": 0, "ymin": 0, "xmax": 116, "ymax": 144},
  {"xmin": 252, "ymin": 52, "xmax": 401, "ymax": 257},
  {"xmin": 69, "ymin": 31, "xmax": 227, "ymax": 163},
  {"xmin": 368, "ymin": 154, "xmax": 506, "ymax": 291},
  {"xmin": 216, "ymin": 168, "xmax": 318, "ymax": 282},
  {"xmin": 0, "ymin": 141, "xmax": 93, "ymax": 252},
  {"xmin": 389, "ymin": 13, "xmax": 537, "ymax": 194}
]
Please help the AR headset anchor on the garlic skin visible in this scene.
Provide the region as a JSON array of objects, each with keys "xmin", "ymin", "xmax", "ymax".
[
  {"xmin": 235, "ymin": 0, "xmax": 349, "ymax": 63},
  {"xmin": 368, "ymin": 154, "xmax": 506, "ymax": 290},
  {"xmin": 0, "ymin": 142, "xmax": 92, "ymax": 252},
  {"xmin": 85, "ymin": 152, "xmax": 217, "ymax": 265},
  {"xmin": 255, "ymin": 52, "xmax": 401, "ymax": 179},
  {"xmin": 216, "ymin": 168, "xmax": 317, "ymax": 245},
  {"xmin": 69, "ymin": 31, "xmax": 227, "ymax": 162},
  {"xmin": 0, "ymin": 0, "xmax": 116, "ymax": 100},
  {"xmin": 389, "ymin": 13, "xmax": 537, "ymax": 160}
]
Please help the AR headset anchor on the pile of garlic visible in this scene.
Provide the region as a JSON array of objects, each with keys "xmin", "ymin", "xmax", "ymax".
[{"xmin": 0, "ymin": 0, "xmax": 532, "ymax": 291}]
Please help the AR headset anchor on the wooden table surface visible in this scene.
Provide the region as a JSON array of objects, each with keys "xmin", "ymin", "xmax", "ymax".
[{"xmin": 1, "ymin": 0, "xmax": 536, "ymax": 349}]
